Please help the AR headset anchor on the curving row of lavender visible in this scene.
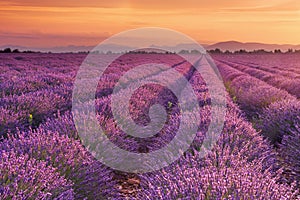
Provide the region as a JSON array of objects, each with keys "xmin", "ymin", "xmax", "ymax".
[
  {"xmin": 0, "ymin": 53, "xmax": 83, "ymax": 136},
  {"xmin": 217, "ymin": 59, "xmax": 300, "ymax": 98},
  {"xmin": 213, "ymin": 53, "xmax": 300, "ymax": 75},
  {"xmin": 214, "ymin": 54, "xmax": 300, "ymax": 191},
  {"xmin": 0, "ymin": 53, "xmax": 299, "ymax": 199},
  {"xmin": 0, "ymin": 53, "xmax": 119, "ymax": 199},
  {"xmin": 1, "ymin": 53, "xmax": 196, "ymax": 199},
  {"xmin": 215, "ymin": 60, "xmax": 295, "ymax": 115}
]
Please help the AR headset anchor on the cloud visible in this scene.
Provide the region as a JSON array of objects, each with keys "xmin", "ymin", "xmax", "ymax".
[
  {"xmin": 221, "ymin": 0, "xmax": 299, "ymax": 12},
  {"xmin": 0, "ymin": 31, "xmax": 110, "ymax": 47},
  {"xmin": 1, "ymin": 0, "xmax": 278, "ymax": 10},
  {"xmin": 1, "ymin": 0, "xmax": 122, "ymax": 8},
  {"xmin": 0, "ymin": 0, "xmax": 299, "ymax": 46}
]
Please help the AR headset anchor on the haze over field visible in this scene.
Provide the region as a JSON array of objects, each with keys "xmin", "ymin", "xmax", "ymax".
[{"xmin": 1, "ymin": 41, "xmax": 300, "ymax": 53}]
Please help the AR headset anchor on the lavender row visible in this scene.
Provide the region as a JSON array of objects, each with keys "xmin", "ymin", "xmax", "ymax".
[
  {"xmin": 96, "ymin": 54, "xmax": 193, "ymax": 99},
  {"xmin": 35, "ymin": 91, "xmax": 298, "ymax": 199},
  {"xmin": 218, "ymin": 59, "xmax": 300, "ymax": 98},
  {"xmin": 20, "ymin": 95, "xmax": 298, "ymax": 199},
  {"xmin": 215, "ymin": 57, "xmax": 300, "ymax": 190},
  {"xmin": 0, "ymin": 151, "xmax": 74, "ymax": 199},
  {"xmin": 0, "ymin": 53, "xmax": 84, "ymax": 97},
  {"xmin": 257, "ymin": 99, "xmax": 300, "ymax": 187},
  {"xmin": 213, "ymin": 54, "xmax": 300, "ymax": 75},
  {"xmin": 0, "ymin": 126, "xmax": 119, "ymax": 199},
  {"xmin": 0, "ymin": 53, "xmax": 200, "ymax": 198},
  {"xmin": 137, "ymin": 98, "xmax": 298, "ymax": 199},
  {"xmin": 92, "ymin": 55, "xmax": 199, "ymax": 153},
  {"xmin": 215, "ymin": 61, "xmax": 295, "ymax": 117},
  {"xmin": 1, "ymin": 53, "xmax": 298, "ymax": 199},
  {"xmin": 0, "ymin": 83, "xmax": 73, "ymax": 136}
]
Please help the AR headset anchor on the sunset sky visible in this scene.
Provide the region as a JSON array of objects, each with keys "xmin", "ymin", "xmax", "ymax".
[{"xmin": 0, "ymin": 0, "xmax": 300, "ymax": 48}]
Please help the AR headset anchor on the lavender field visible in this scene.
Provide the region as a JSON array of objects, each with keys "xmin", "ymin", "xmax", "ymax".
[{"xmin": 0, "ymin": 52, "xmax": 299, "ymax": 199}]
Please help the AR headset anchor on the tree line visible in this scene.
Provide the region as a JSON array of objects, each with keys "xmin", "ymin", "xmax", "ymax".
[
  {"xmin": 1, "ymin": 47, "xmax": 300, "ymax": 54},
  {"xmin": 0, "ymin": 48, "xmax": 39, "ymax": 53},
  {"xmin": 206, "ymin": 48, "xmax": 299, "ymax": 54}
]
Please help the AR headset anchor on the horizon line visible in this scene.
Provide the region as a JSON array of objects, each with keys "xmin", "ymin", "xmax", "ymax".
[{"xmin": 1, "ymin": 40, "xmax": 300, "ymax": 49}]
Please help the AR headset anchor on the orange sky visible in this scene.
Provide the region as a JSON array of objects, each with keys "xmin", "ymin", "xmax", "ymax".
[{"xmin": 0, "ymin": 0, "xmax": 300, "ymax": 47}]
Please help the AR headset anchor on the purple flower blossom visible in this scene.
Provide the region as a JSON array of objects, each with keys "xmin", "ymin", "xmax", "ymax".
[
  {"xmin": 0, "ymin": 151, "xmax": 74, "ymax": 199},
  {"xmin": 257, "ymin": 99, "xmax": 300, "ymax": 144},
  {"xmin": 279, "ymin": 125, "xmax": 300, "ymax": 188}
]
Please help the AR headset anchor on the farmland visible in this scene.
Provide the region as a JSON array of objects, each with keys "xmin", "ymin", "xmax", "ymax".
[{"xmin": 0, "ymin": 52, "xmax": 299, "ymax": 199}]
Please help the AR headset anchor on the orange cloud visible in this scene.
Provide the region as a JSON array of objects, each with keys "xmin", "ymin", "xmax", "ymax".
[{"xmin": 0, "ymin": 0, "xmax": 299, "ymax": 47}]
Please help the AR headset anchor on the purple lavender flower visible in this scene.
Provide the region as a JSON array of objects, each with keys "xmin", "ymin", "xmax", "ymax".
[
  {"xmin": 257, "ymin": 99, "xmax": 300, "ymax": 144},
  {"xmin": 0, "ymin": 128, "xmax": 119, "ymax": 199},
  {"xmin": 0, "ymin": 151, "xmax": 74, "ymax": 199},
  {"xmin": 279, "ymin": 124, "xmax": 300, "ymax": 188}
]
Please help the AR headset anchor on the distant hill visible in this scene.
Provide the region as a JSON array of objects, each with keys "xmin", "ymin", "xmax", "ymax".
[
  {"xmin": 1, "ymin": 41, "xmax": 300, "ymax": 53},
  {"xmin": 0, "ymin": 44, "xmax": 134, "ymax": 53},
  {"xmin": 0, "ymin": 45, "xmax": 94, "ymax": 53},
  {"xmin": 206, "ymin": 41, "xmax": 300, "ymax": 52},
  {"xmin": 149, "ymin": 43, "xmax": 208, "ymax": 53},
  {"xmin": 0, "ymin": 43, "xmax": 206, "ymax": 53}
]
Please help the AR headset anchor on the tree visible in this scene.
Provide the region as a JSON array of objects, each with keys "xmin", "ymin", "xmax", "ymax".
[
  {"xmin": 12, "ymin": 49, "xmax": 20, "ymax": 53},
  {"xmin": 3, "ymin": 48, "xmax": 12, "ymax": 53},
  {"xmin": 208, "ymin": 48, "xmax": 222, "ymax": 54},
  {"xmin": 238, "ymin": 49, "xmax": 247, "ymax": 53},
  {"xmin": 274, "ymin": 49, "xmax": 282, "ymax": 53}
]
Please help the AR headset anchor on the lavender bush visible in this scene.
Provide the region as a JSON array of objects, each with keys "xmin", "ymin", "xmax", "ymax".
[
  {"xmin": 137, "ymin": 98, "xmax": 294, "ymax": 199},
  {"xmin": 138, "ymin": 155, "xmax": 297, "ymax": 200},
  {"xmin": 279, "ymin": 124, "xmax": 300, "ymax": 188},
  {"xmin": 216, "ymin": 59, "xmax": 300, "ymax": 98},
  {"xmin": 0, "ymin": 151, "xmax": 74, "ymax": 199},
  {"xmin": 216, "ymin": 61, "xmax": 295, "ymax": 117},
  {"xmin": 0, "ymin": 128, "xmax": 119, "ymax": 199},
  {"xmin": 256, "ymin": 99, "xmax": 300, "ymax": 144},
  {"xmin": 0, "ymin": 86, "xmax": 71, "ymax": 136}
]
